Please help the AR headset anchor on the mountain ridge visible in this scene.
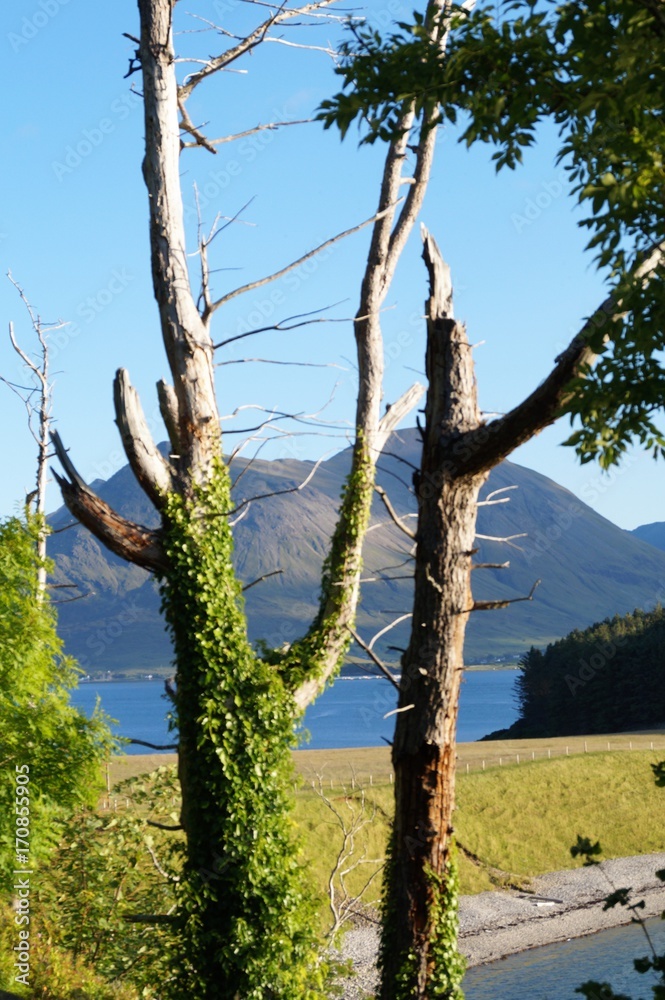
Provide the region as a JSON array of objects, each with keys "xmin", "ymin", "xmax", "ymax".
[{"xmin": 47, "ymin": 429, "xmax": 665, "ymax": 676}]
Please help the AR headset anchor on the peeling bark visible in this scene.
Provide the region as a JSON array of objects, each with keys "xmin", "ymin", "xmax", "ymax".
[
  {"xmin": 114, "ymin": 368, "xmax": 175, "ymax": 506},
  {"xmin": 381, "ymin": 230, "xmax": 486, "ymax": 996},
  {"xmin": 138, "ymin": 0, "xmax": 221, "ymax": 486}
]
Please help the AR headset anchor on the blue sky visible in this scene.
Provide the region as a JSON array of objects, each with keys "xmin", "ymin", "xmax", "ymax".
[{"xmin": 1, "ymin": 0, "xmax": 661, "ymax": 530}]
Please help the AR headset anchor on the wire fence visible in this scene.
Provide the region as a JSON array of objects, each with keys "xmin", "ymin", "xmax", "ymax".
[{"xmin": 100, "ymin": 734, "xmax": 665, "ymax": 806}]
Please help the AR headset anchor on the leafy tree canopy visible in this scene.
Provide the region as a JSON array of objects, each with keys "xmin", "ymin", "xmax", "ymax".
[
  {"xmin": 320, "ymin": 0, "xmax": 665, "ymax": 467},
  {"xmin": 0, "ymin": 515, "xmax": 116, "ymax": 890}
]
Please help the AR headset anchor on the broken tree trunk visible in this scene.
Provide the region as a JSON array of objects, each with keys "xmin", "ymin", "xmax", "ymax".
[
  {"xmin": 380, "ymin": 229, "xmax": 486, "ymax": 997},
  {"xmin": 379, "ymin": 228, "xmax": 664, "ymax": 998}
]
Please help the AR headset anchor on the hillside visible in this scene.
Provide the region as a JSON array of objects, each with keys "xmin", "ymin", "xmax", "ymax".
[
  {"xmin": 632, "ymin": 521, "xmax": 665, "ymax": 551},
  {"xmin": 47, "ymin": 429, "xmax": 665, "ymax": 675}
]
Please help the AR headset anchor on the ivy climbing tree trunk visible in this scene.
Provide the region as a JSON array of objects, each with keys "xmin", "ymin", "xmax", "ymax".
[
  {"xmin": 47, "ymin": 0, "xmax": 445, "ymax": 996},
  {"xmin": 379, "ymin": 230, "xmax": 664, "ymax": 1000}
]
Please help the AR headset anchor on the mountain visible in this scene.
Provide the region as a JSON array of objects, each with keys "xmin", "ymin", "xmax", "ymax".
[
  {"xmin": 632, "ymin": 522, "xmax": 665, "ymax": 552},
  {"xmin": 47, "ymin": 429, "xmax": 665, "ymax": 676}
]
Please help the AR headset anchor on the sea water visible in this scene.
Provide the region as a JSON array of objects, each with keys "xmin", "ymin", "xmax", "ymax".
[
  {"xmin": 71, "ymin": 669, "xmax": 519, "ymax": 752},
  {"xmin": 464, "ymin": 917, "xmax": 665, "ymax": 999}
]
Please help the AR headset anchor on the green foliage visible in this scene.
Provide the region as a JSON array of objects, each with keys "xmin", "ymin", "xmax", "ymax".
[
  {"xmin": 320, "ymin": 0, "xmax": 665, "ymax": 468},
  {"xmin": 33, "ymin": 767, "xmax": 181, "ymax": 996},
  {"xmin": 424, "ymin": 855, "xmax": 466, "ymax": 998},
  {"xmin": 0, "ymin": 515, "xmax": 115, "ymax": 892},
  {"xmin": 572, "ymin": 775, "xmax": 665, "ymax": 1000},
  {"xmin": 380, "ymin": 842, "xmax": 465, "ymax": 999},
  {"xmin": 504, "ymin": 606, "xmax": 665, "ymax": 738},
  {"xmin": 158, "ymin": 461, "xmax": 331, "ymax": 999},
  {"xmin": 276, "ymin": 438, "xmax": 375, "ymax": 689}
]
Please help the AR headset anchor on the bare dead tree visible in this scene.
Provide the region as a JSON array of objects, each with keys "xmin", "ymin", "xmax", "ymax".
[
  {"xmin": 312, "ymin": 775, "xmax": 385, "ymax": 942},
  {"xmin": 2, "ymin": 275, "xmax": 65, "ymax": 598},
  {"xmin": 379, "ymin": 228, "xmax": 665, "ymax": 999}
]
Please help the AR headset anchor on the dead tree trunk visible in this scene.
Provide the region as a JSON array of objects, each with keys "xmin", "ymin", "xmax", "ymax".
[
  {"xmin": 379, "ymin": 228, "xmax": 663, "ymax": 999},
  {"xmin": 3, "ymin": 279, "xmax": 62, "ymax": 600},
  {"xmin": 380, "ymin": 230, "xmax": 486, "ymax": 996}
]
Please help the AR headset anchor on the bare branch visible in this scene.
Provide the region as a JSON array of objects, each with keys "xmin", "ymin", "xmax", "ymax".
[
  {"xmin": 217, "ymin": 357, "xmax": 347, "ymax": 370},
  {"xmin": 177, "ymin": 0, "xmax": 341, "ymax": 100},
  {"xmin": 373, "ymin": 484, "xmax": 416, "ymax": 539},
  {"xmin": 475, "ymin": 532, "xmax": 527, "ymax": 550},
  {"xmin": 480, "ymin": 485, "xmax": 519, "ymax": 503},
  {"xmin": 157, "ymin": 379, "xmax": 181, "ymax": 453},
  {"xmin": 472, "ymin": 561, "xmax": 510, "ymax": 571},
  {"xmin": 457, "ymin": 242, "xmax": 665, "ymax": 477},
  {"xmin": 375, "ymin": 383, "xmax": 426, "ymax": 453},
  {"xmin": 146, "ymin": 819, "xmax": 183, "ymax": 832},
  {"xmin": 184, "ymin": 118, "xmax": 313, "ymax": 149},
  {"xmin": 113, "ymin": 368, "xmax": 176, "ymax": 507},
  {"xmin": 346, "ymin": 626, "xmax": 400, "ymax": 690},
  {"xmin": 51, "ymin": 431, "xmax": 167, "ymax": 573},
  {"xmin": 242, "ymin": 569, "xmax": 284, "ymax": 592},
  {"xmin": 206, "ymin": 206, "xmax": 400, "ymax": 320},
  {"xmin": 384, "ymin": 703, "xmax": 414, "ymax": 719},
  {"xmin": 213, "ymin": 303, "xmax": 350, "ymax": 351},
  {"xmin": 468, "ymin": 579, "xmax": 541, "ymax": 612},
  {"xmin": 368, "ymin": 612, "xmax": 413, "ymax": 651},
  {"xmin": 128, "ymin": 738, "xmax": 178, "ymax": 751},
  {"xmin": 222, "ymin": 451, "xmax": 330, "ymax": 518},
  {"xmin": 144, "ymin": 839, "xmax": 181, "ymax": 883}
]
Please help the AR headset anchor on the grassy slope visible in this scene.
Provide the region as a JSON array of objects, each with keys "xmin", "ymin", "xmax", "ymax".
[{"xmin": 110, "ymin": 741, "xmax": 665, "ymax": 930}]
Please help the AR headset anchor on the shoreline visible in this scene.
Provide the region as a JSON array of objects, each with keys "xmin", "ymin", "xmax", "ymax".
[{"xmin": 338, "ymin": 852, "xmax": 665, "ymax": 997}]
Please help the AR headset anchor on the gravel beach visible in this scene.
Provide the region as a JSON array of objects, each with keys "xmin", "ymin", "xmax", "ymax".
[{"xmin": 337, "ymin": 852, "xmax": 665, "ymax": 998}]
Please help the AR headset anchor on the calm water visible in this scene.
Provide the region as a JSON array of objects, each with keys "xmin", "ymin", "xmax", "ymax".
[
  {"xmin": 71, "ymin": 669, "xmax": 518, "ymax": 752},
  {"xmin": 464, "ymin": 917, "xmax": 665, "ymax": 999}
]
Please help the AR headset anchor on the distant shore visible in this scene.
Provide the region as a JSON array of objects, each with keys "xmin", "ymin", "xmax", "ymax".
[{"xmin": 339, "ymin": 853, "xmax": 665, "ymax": 997}]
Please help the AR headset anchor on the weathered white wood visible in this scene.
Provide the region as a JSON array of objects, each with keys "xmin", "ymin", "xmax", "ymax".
[
  {"xmin": 138, "ymin": 0, "xmax": 220, "ymax": 487},
  {"xmin": 157, "ymin": 379, "xmax": 181, "ymax": 454},
  {"xmin": 51, "ymin": 431, "xmax": 166, "ymax": 572},
  {"xmin": 114, "ymin": 368, "xmax": 175, "ymax": 507}
]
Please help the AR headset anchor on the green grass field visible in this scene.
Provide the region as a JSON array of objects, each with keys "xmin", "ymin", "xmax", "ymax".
[{"xmin": 107, "ymin": 739, "xmax": 665, "ymax": 932}]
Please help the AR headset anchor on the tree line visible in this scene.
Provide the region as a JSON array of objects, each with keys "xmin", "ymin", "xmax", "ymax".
[{"xmin": 494, "ymin": 606, "xmax": 665, "ymax": 739}]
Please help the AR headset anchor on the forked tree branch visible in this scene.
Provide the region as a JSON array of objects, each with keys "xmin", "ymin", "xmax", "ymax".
[
  {"xmin": 205, "ymin": 206, "xmax": 401, "ymax": 321},
  {"xmin": 469, "ymin": 578, "xmax": 541, "ymax": 612},
  {"xmin": 51, "ymin": 431, "xmax": 167, "ymax": 572},
  {"xmin": 457, "ymin": 242, "xmax": 665, "ymax": 478}
]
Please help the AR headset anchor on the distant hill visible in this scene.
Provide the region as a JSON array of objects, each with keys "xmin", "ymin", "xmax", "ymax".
[
  {"xmin": 47, "ymin": 429, "xmax": 665, "ymax": 676},
  {"xmin": 483, "ymin": 605, "xmax": 665, "ymax": 739},
  {"xmin": 632, "ymin": 522, "xmax": 665, "ymax": 552}
]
